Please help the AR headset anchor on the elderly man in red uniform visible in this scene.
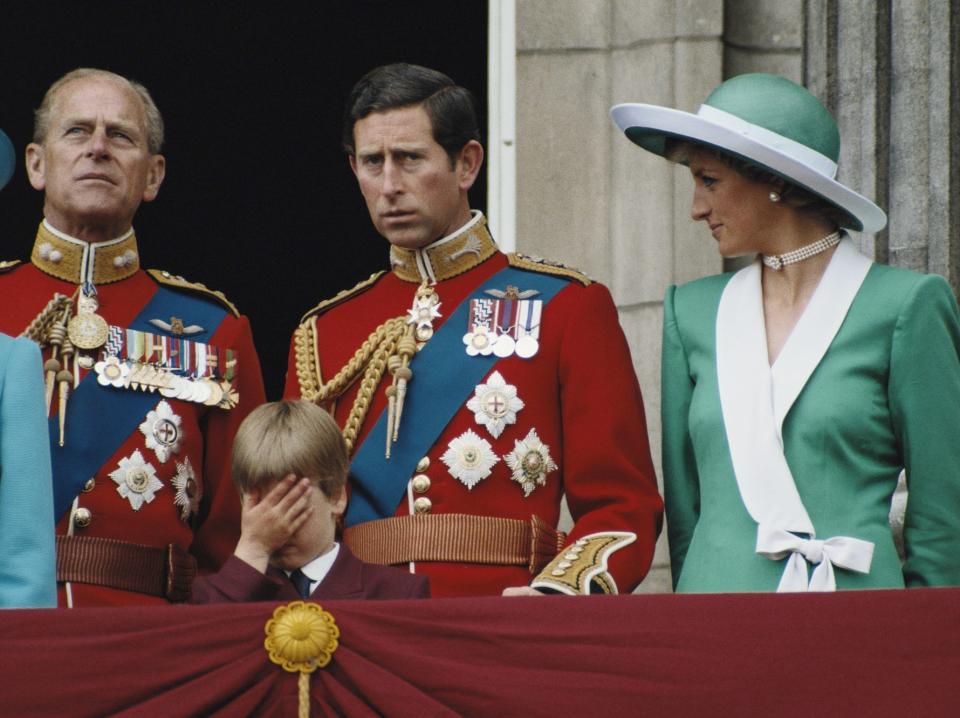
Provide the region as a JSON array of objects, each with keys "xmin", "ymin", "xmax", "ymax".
[
  {"xmin": 285, "ymin": 63, "xmax": 662, "ymax": 597},
  {"xmin": 0, "ymin": 68, "xmax": 265, "ymax": 606}
]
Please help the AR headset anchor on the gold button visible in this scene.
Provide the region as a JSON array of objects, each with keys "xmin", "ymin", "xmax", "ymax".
[
  {"xmin": 74, "ymin": 507, "xmax": 92, "ymax": 528},
  {"xmin": 558, "ymin": 560, "xmax": 572, "ymax": 569},
  {"xmin": 411, "ymin": 474, "xmax": 431, "ymax": 494},
  {"xmin": 563, "ymin": 552, "xmax": 579, "ymax": 561},
  {"xmin": 82, "ymin": 478, "xmax": 96, "ymax": 493},
  {"xmin": 551, "ymin": 568, "xmax": 566, "ymax": 576},
  {"xmin": 413, "ymin": 497, "xmax": 432, "ymax": 514},
  {"xmin": 416, "ymin": 456, "xmax": 431, "ymax": 473}
]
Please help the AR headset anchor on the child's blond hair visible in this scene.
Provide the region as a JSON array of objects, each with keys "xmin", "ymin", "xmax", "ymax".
[{"xmin": 231, "ymin": 400, "xmax": 348, "ymax": 498}]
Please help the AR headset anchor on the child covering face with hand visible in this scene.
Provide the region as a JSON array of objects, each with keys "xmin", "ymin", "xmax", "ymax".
[{"xmin": 191, "ymin": 400, "xmax": 429, "ymax": 602}]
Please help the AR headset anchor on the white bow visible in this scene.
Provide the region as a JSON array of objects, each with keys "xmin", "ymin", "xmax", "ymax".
[{"xmin": 756, "ymin": 524, "xmax": 875, "ymax": 592}]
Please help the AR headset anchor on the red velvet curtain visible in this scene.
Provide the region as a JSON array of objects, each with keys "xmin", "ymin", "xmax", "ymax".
[{"xmin": 2, "ymin": 590, "xmax": 958, "ymax": 717}]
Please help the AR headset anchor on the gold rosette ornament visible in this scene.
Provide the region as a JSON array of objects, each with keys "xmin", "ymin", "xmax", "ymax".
[{"xmin": 264, "ymin": 601, "xmax": 340, "ymax": 718}]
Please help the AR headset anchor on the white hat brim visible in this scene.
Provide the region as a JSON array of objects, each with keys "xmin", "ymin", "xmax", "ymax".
[{"xmin": 611, "ymin": 103, "xmax": 887, "ymax": 234}]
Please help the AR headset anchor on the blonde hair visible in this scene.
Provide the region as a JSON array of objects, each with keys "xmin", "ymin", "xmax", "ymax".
[
  {"xmin": 231, "ymin": 400, "xmax": 348, "ymax": 498},
  {"xmin": 33, "ymin": 67, "xmax": 165, "ymax": 154}
]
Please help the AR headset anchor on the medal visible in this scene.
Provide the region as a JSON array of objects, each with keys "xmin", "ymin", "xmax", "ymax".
[
  {"xmin": 463, "ymin": 299, "xmax": 497, "ymax": 356},
  {"xmin": 67, "ymin": 291, "xmax": 109, "ymax": 350},
  {"xmin": 172, "ymin": 457, "xmax": 202, "ymax": 522},
  {"xmin": 493, "ymin": 334, "xmax": 516, "ymax": 358},
  {"xmin": 515, "ymin": 335, "xmax": 539, "ymax": 359},
  {"xmin": 139, "ymin": 400, "xmax": 183, "ymax": 464},
  {"xmin": 467, "ymin": 370, "xmax": 524, "ymax": 438},
  {"xmin": 93, "ymin": 324, "xmax": 240, "ymax": 409},
  {"xmin": 463, "ymin": 292, "xmax": 543, "ymax": 360},
  {"xmin": 514, "ymin": 299, "xmax": 542, "ymax": 358},
  {"xmin": 440, "ymin": 429, "xmax": 499, "ymax": 490},
  {"xmin": 407, "ymin": 284, "xmax": 441, "ymax": 343},
  {"xmin": 109, "ymin": 449, "xmax": 163, "ymax": 511},
  {"xmin": 504, "ymin": 428, "xmax": 558, "ymax": 497}
]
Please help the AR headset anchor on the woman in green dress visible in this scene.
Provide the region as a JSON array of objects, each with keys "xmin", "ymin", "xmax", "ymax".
[{"xmin": 612, "ymin": 74, "xmax": 960, "ymax": 592}]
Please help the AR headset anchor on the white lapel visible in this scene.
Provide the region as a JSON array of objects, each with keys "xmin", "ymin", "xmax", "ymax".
[
  {"xmin": 769, "ymin": 238, "xmax": 872, "ymax": 434},
  {"xmin": 716, "ymin": 260, "xmax": 814, "ymax": 534},
  {"xmin": 715, "ymin": 237, "xmax": 875, "ymax": 590}
]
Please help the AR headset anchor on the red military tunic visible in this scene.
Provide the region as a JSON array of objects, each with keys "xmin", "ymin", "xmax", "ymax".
[
  {"xmin": 285, "ymin": 213, "xmax": 662, "ymax": 596},
  {"xmin": 0, "ymin": 222, "xmax": 265, "ymax": 606}
]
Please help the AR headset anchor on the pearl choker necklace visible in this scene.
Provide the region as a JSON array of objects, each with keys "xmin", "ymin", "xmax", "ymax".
[{"xmin": 762, "ymin": 231, "xmax": 841, "ymax": 271}]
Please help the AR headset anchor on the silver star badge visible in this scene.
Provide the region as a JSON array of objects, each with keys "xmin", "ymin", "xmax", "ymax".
[
  {"xmin": 466, "ymin": 371, "xmax": 524, "ymax": 438},
  {"xmin": 171, "ymin": 457, "xmax": 202, "ymax": 522},
  {"xmin": 441, "ymin": 429, "xmax": 499, "ymax": 490},
  {"xmin": 139, "ymin": 400, "xmax": 183, "ymax": 464},
  {"xmin": 109, "ymin": 450, "xmax": 163, "ymax": 510},
  {"xmin": 504, "ymin": 428, "xmax": 558, "ymax": 497}
]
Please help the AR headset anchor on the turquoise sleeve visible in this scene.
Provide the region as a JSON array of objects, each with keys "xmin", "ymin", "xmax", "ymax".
[{"xmin": 0, "ymin": 336, "xmax": 56, "ymax": 607}]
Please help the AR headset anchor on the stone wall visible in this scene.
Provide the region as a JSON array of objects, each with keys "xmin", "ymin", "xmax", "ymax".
[
  {"xmin": 515, "ymin": 0, "xmax": 724, "ymax": 593},
  {"xmin": 805, "ymin": 0, "xmax": 959, "ymax": 286}
]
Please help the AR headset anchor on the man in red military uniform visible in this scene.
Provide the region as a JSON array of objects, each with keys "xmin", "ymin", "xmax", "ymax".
[
  {"xmin": 284, "ymin": 63, "xmax": 662, "ymax": 597},
  {"xmin": 0, "ymin": 68, "xmax": 265, "ymax": 606}
]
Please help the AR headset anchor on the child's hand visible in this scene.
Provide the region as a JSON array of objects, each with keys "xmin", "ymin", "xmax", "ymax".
[{"xmin": 234, "ymin": 475, "xmax": 314, "ymax": 572}]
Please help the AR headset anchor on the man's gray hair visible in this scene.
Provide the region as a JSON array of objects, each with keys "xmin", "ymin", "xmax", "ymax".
[{"xmin": 33, "ymin": 68, "xmax": 165, "ymax": 155}]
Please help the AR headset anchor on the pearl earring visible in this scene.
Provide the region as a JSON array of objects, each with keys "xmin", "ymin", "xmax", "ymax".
[{"xmin": 769, "ymin": 191, "xmax": 781, "ymax": 203}]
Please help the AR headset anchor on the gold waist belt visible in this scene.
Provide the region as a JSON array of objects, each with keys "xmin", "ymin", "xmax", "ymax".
[{"xmin": 342, "ymin": 513, "xmax": 566, "ymax": 574}]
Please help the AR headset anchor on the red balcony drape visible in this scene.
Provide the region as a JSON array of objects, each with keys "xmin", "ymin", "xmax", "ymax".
[{"xmin": 1, "ymin": 589, "xmax": 958, "ymax": 717}]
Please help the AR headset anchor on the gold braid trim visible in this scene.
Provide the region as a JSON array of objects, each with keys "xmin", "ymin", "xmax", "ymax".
[
  {"xmin": 530, "ymin": 532, "xmax": 637, "ymax": 595},
  {"xmin": 507, "ymin": 252, "xmax": 592, "ymax": 286},
  {"xmin": 20, "ymin": 293, "xmax": 74, "ymax": 343},
  {"xmin": 300, "ymin": 271, "xmax": 386, "ymax": 322},
  {"xmin": 294, "ymin": 314, "xmax": 409, "ymax": 452},
  {"xmin": 293, "ymin": 317, "xmax": 321, "ymax": 401},
  {"xmin": 341, "ymin": 320, "xmax": 404, "ymax": 452}
]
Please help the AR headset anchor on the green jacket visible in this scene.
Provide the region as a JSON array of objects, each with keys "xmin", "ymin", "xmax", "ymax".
[{"xmin": 662, "ymin": 261, "xmax": 960, "ymax": 592}]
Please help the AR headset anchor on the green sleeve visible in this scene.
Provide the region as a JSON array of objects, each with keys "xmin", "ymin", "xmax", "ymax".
[
  {"xmin": 889, "ymin": 274, "xmax": 960, "ymax": 586},
  {"xmin": 661, "ymin": 286, "xmax": 700, "ymax": 589}
]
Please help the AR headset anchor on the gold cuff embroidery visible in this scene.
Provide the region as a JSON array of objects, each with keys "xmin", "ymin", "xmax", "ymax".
[{"xmin": 530, "ymin": 532, "xmax": 636, "ymax": 595}]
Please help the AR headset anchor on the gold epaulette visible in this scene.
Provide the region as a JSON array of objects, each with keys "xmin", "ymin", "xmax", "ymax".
[
  {"xmin": 299, "ymin": 271, "xmax": 386, "ymax": 322},
  {"xmin": 146, "ymin": 268, "xmax": 239, "ymax": 317},
  {"xmin": 507, "ymin": 252, "xmax": 592, "ymax": 286},
  {"xmin": 0, "ymin": 259, "xmax": 22, "ymax": 273}
]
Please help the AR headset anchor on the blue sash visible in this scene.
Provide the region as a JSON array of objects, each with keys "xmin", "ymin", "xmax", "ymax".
[
  {"xmin": 51, "ymin": 286, "xmax": 230, "ymax": 519},
  {"xmin": 346, "ymin": 267, "xmax": 568, "ymax": 527}
]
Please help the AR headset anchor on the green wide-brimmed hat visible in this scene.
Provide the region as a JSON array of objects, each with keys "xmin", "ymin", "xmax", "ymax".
[
  {"xmin": 610, "ymin": 73, "xmax": 887, "ymax": 233},
  {"xmin": 0, "ymin": 129, "xmax": 14, "ymax": 191}
]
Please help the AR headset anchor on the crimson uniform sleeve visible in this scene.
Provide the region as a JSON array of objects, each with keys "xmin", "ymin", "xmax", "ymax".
[
  {"xmin": 190, "ymin": 315, "xmax": 266, "ymax": 573},
  {"xmin": 531, "ymin": 283, "xmax": 663, "ymax": 594}
]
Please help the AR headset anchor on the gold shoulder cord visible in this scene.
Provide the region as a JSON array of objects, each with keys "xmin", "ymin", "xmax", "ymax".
[
  {"xmin": 294, "ymin": 312, "xmax": 416, "ymax": 455},
  {"xmin": 20, "ymin": 290, "xmax": 79, "ymax": 445}
]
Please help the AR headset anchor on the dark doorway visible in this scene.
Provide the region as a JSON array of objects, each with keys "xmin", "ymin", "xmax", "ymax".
[{"xmin": 0, "ymin": 1, "xmax": 488, "ymax": 399}]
